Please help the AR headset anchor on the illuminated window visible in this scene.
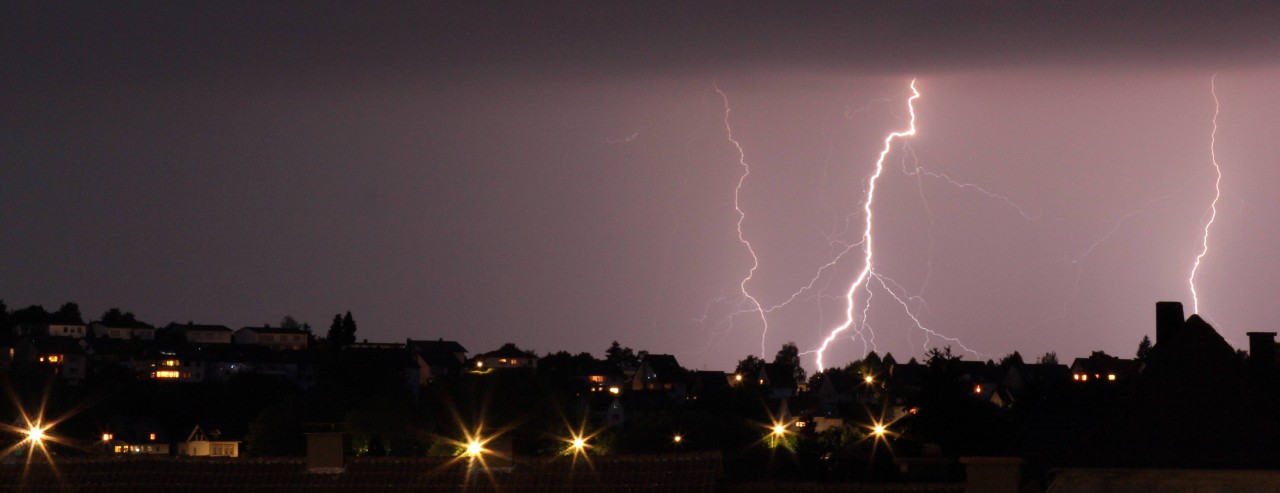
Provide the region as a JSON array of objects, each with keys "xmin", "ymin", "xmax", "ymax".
[
  {"xmin": 589, "ymin": 375, "xmax": 605, "ymax": 383},
  {"xmin": 499, "ymin": 358, "xmax": 507, "ymax": 363},
  {"xmin": 1072, "ymin": 374, "xmax": 1080, "ymax": 381},
  {"xmin": 163, "ymin": 359, "xmax": 179, "ymax": 367},
  {"xmin": 608, "ymin": 386, "xmax": 620, "ymax": 394},
  {"xmin": 154, "ymin": 370, "xmax": 180, "ymax": 379},
  {"xmin": 1107, "ymin": 374, "xmax": 1116, "ymax": 381},
  {"xmin": 1081, "ymin": 374, "xmax": 1088, "ymax": 381},
  {"xmin": 149, "ymin": 433, "xmax": 156, "ymax": 441}
]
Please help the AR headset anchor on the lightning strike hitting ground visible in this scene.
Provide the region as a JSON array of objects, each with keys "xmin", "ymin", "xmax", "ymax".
[
  {"xmin": 814, "ymin": 80, "xmax": 921, "ymax": 372},
  {"xmin": 1189, "ymin": 74, "xmax": 1222, "ymax": 315},
  {"xmin": 714, "ymin": 83, "xmax": 770, "ymax": 357}
]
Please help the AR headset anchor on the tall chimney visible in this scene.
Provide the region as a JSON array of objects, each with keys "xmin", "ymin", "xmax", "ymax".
[
  {"xmin": 1155, "ymin": 301, "xmax": 1184, "ymax": 346},
  {"xmin": 1247, "ymin": 332, "xmax": 1277, "ymax": 371}
]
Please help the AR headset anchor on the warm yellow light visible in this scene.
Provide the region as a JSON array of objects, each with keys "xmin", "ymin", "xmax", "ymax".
[
  {"xmin": 974, "ymin": 385, "xmax": 982, "ymax": 394},
  {"xmin": 1081, "ymin": 374, "xmax": 1088, "ymax": 381},
  {"xmin": 466, "ymin": 439, "xmax": 483, "ymax": 458},
  {"xmin": 872, "ymin": 424, "xmax": 886, "ymax": 436},
  {"xmin": 572, "ymin": 437, "xmax": 586, "ymax": 451},
  {"xmin": 608, "ymin": 386, "xmax": 620, "ymax": 395},
  {"xmin": 864, "ymin": 375, "xmax": 874, "ymax": 384},
  {"xmin": 102, "ymin": 433, "xmax": 113, "ymax": 442},
  {"xmin": 163, "ymin": 359, "xmax": 179, "ymax": 367},
  {"xmin": 1073, "ymin": 374, "xmax": 1080, "ymax": 381},
  {"xmin": 149, "ymin": 433, "xmax": 156, "ymax": 441},
  {"xmin": 1107, "ymin": 374, "xmax": 1116, "ymax": 381},
  {"xmin": 673, "ymin": 434, "xmax": 682, "ymax": 443},
  {"xmin": 26, "ymin": 426, "xmax": 45, "ymax": 443},
  {"xmin": 771, "ymin": 424, "xmax": 786, "ymax": 436},
  {"xmin": 734, "ymin": 374, "xmax": 743, "ymax": 382},
  {"xmin": 475, "ymin": 360, "xmax": 483, "ymax": 368},
  {"xmin": 154, "ymin": 370, "xmax": 180, "ymax": 379}
]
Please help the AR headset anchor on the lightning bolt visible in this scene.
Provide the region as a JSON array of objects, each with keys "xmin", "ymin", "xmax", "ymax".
[
  {"xmin": 814, "ymin": 80, "xmax": 921, "ymax": 371},
  {"xmin": 714, "ymin": 83, "xmax": 770, "ymax": 356},
  {"xmin": 1188, "ymin": 74, "xmax": 1222, "ymax": 315}
]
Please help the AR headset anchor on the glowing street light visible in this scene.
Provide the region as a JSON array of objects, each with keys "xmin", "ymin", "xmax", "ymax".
[
  {"xmin": 872, "ymin": 424, "xmax": 886, "ymax": 437},
  {"xmin": 465, "ymin": 439, "xmax": 484, "ymax": 458},
  {"xmin": 771, "ymin": 424, "xmax": 786, "ymax": 437},
  {"xmin": 673, "ymin": 434, "xmax": 682, "ymax": 444},
  {"xmin": 26, "ymin": 425, "xmax": 45, "ymax": 444},
  {"xmin": 864, "ymin": 375, "xmax": 875, "ymax": 384}
]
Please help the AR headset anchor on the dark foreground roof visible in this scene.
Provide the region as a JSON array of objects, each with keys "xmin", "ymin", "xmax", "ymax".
[{"xmin": 3, "ymin": 453, "xmax": 722, "ymax": 493}]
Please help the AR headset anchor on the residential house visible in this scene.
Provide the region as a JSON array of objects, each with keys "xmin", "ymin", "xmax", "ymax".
[
  {"xmin": 688, "ymin": 371, "xmax": 731, "ymax": 400},
  {"xmin": 629, "ymin": 354, "xmax": 687, "ymax": 396},
  {"xmin": 407, "ymin": 339, "xmax": 468, "ymax": 387},
  {"xmin": 168, "ymin": 322, "xmax": 234, "ymax": 345},
  {"xmin": 135, "ymin": 347, "xmax": 207, "ymax": 383},
  {"xmin": 758, "ymin": 363, "xmax": 799, "ymax": 399},
  {"xmin": 14, "ymin": 337, "xmax": 88, "ymax": 383},
  {"xmin": 177, "ymin": 425, "xmax": 240, "ymax": 457},
  {"xmin": 1070, "ymin": 351, "xmax": 1140, "ymax": 384},
  {"xmin": 234, "ymin": 325, "xmax": 308, "ymax": 350},
  {"xmin": 92, "ymin": 320, "xmax": 159, "ymax": 341},
  {"xmin": 45, "ymin": 322, "xmax": 90, "ymax": 338},
  {"xmin": 474, "ymin": 344, "xmax": 538, "ymax": 370},
  {"xmin": 106, "ymin": 417, "xmax": 170, "ymax": 455}
]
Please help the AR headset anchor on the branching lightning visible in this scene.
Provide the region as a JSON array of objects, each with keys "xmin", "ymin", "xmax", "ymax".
[
  {"xmin": 814, "ymin": 80, "xmax": 921, "ymax": 371},
  {"xmin": 1189, "ymin": 74, "xmax": 1222, "ymax": 315},
  {"xmin": 715, "ymin": 83, "xmax": 770, "ymax": 356}
]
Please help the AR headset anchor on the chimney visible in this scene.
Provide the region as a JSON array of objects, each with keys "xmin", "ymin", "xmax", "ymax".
[
  {"xmin": 1155, "ymin": 301, "xmax": 1185, "ymax": 346},
  {"xmin": 1247, "ymin": 332, "xmax": 1277, "ymax": 370}
]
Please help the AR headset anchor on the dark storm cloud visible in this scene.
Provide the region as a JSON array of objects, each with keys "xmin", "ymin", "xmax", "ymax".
[{"xmin": 6, "ymin": 1, "xmax": 1280, "ymax": 88}]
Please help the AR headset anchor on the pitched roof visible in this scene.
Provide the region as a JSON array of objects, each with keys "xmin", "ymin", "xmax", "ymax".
[
  {"xmin": 239, "ymin": 325, "xmax": 307, "ymax": 335},
  {"xmin": 478, "ymin": 344, "xmax": 537, "ymax": 359},
  {"xmin": 408, "ymin": 338, "xmax": 467, "ymax": 355},
  {"xmin": 167, "ymin": 322, "xmax": 233, "ymax": 332},
  {"xmin": 639, "ymin": 354, "xmax": 685, "ymax": 380}
]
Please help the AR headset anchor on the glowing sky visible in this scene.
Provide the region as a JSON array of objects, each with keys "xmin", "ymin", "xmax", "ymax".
[{"xmin": 4, "ymin": 2, "xmax": 1280, "ymax": 371}]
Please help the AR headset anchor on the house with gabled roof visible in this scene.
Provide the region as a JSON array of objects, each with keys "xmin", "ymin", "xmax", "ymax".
[
  {"xmin": 234, "ymin": 325, "xmax": 308, "ymax": 350},
  {"xmin": 474, "ymin": 343, "xmax": 538, "ymax": 370},
  {"xmin": 177, "ymin": 425, "xmax": 240, "ymax": 457},
  {"xmin": 407, "ymin": 338, "xmax": 468, "ymax": 387},
  {"xmin": 630, "ymin": 354, "xmax": 687, "ymax": 396},
  {"xmin": 92, "ymin": 319, "xmax": 159, "ymax": 341},
  {"xmin": 1070, "ymin": 351, "xmax": 1140, "ymax": 384},
  {"xmin": 758, "ymin": 363, "xmax": 799, "ymax": 399},
  {"xmin": 167, "ymin": 322, "xmax": 234, "ymax": 344}
]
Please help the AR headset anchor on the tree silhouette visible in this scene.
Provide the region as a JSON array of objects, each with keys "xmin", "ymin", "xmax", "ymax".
[
  {"xmin": 773, "ymin": 341, "xmax": 806, "ymax": 382},
  {"xmin": 1136, "ymin": 335, "xmax": 1153, "ymax": 362}
]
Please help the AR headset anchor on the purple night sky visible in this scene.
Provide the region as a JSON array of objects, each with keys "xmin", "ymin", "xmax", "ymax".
[{"xmin": 4, "ymin": 2, "xmax": 1280, "ymax": 371}]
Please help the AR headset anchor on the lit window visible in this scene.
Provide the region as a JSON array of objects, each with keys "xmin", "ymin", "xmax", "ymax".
[
  {"xmin": 608, "ymin": 386, "xmax": 620, "ymax": 394},
  {"xmin": 1081, "ymin": 374, "xmax": 1088, "ymax": 381},
  {"xmin": 1107, "ymin": 374, "xmax": 1116, "ymax": 381},
  {"xmin": 163, "ymin": 359, "xmax": 179, "ymax": 367},
  {"xmin": 589, "ymin": 375, "xmax": 605, "ymax": 383},
  {"xmin": 499, "ymin": 358, "xmax": 507, "ymax": 363},
  {"xmin": 149, "ymin": 433, "xmax": 156, "ymax": 441},
  {"xmin": 1073, "ymin": 374, "xmax": 1080, "ymax": 381},
  {"xmin": 154, "ymin": 370, "xmax": 180, "ymax": 379}
]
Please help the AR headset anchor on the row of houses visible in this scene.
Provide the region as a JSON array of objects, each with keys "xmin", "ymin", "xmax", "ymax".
[{"xmin": 14, "ymin": 319, "xmax": 308, "ymax": 350}]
